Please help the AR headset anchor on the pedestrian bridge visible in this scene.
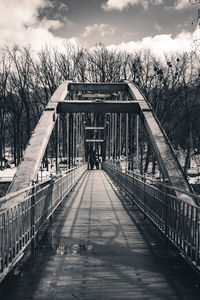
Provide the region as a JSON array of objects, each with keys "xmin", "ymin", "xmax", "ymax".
[{"xmin": 1, "ymin": 82, "xmax": 200, "ymax": 299}]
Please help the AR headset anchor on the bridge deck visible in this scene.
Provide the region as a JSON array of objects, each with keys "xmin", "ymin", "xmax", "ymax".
[{"xmin": 0, "ymin": 170, "xmax": 200, "ymax": 299}]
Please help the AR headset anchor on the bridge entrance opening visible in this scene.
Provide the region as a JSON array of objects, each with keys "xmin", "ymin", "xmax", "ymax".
[{"xmin": 57, "ymin": 99, "xmax": 140, "ymax": 170}]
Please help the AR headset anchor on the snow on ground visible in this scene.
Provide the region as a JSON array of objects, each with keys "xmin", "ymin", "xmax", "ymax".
[
  {"xmin": 0, "ymin": 159, "xmax": 78, "ymax": 184},
  {"xmin": 0, "ymin": 167, "xmax": 17, "ymax": 181},
  {"xmin": 0, "ymin": 165, "xmax": 57, "ymax": 182}
]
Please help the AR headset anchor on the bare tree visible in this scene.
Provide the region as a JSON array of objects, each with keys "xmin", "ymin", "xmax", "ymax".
[{"xmin": 0, "ymin": 53, "xmax": 11, "ymax": 168}]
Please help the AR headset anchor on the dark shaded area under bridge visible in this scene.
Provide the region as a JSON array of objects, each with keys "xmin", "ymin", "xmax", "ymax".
[{"xmin": 1, "ymin": 170, "xmax": 200, "ymax": 300}]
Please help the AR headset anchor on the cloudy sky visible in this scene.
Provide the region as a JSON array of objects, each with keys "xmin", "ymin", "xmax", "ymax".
[{"xmin": 0, "ymin": 0, "xmax": 200, "ymax": 56}]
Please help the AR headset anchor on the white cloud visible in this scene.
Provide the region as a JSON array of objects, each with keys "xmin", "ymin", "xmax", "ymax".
[
  {"xmin": 174, "ymin": 0, "xmax": 190, "ymax": 9},
  {"xmin": 106, "ymin": 27, "xmax": 200, "ymax": 58},
  {"xmin": 102, "ymin": 0, "xmax": 163, "ymax": 11},
  {"xmin": 0, "ymin": 0, "xmax": 77, "ymax": 52},
  {"xmin": 82, "ymin": 24, "xmax": 116, "ymax": 38}
]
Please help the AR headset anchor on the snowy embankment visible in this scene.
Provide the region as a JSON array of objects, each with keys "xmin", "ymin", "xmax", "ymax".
[{"xmin": 0, "ymin": 167, "xmax": 17, "ymax": 182}]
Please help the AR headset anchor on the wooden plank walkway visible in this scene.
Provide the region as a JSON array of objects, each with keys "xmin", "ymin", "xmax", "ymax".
[{"xmin": 0, "ymin": 170, "xmax": 200, "ymax": 299}]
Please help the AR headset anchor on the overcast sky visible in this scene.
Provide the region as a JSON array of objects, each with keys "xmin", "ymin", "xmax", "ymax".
[{"xmin": 0, "ymin": 0, "xmax": 200, "ymax": 56}]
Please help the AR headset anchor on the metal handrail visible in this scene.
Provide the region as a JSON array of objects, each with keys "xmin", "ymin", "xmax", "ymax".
[
  {"xmin": 103, "ymin": 162, "xmax": 200, "ymax": 273},
  {"xmin": 125, "ymin": 169, "xmax": 200, "ymax": 208},
  {"xmin": 0, "ymin": 165, "xmax": 85, "ymax": 207},
  {"xmin": 0, "ymin": 163, "xmax": 87, "ymax": 282}
]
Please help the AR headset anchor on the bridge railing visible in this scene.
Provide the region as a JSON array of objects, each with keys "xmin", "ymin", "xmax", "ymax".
[
  {"xmin": 103, "ymin": 162, "xmax": 200, "ymax": 273},
  {"xmin": 0, "ymin": 164, "xmax": 87, "ymax": 282}
]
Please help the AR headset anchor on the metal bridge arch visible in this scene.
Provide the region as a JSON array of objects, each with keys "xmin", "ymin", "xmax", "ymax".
[
  {"xmin": 7, "ymin": 81, "xmax": 72, "ymax": 194},
  {"xmin": 7, "ymin": 81, "xmax": 194, "ymax": 204}
]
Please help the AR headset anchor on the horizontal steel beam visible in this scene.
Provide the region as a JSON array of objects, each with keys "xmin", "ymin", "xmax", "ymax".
[
  {"xmin": 85, "ymin": 126, "xmax": 105, "ymax": 130},
  {"xmin": 85, "ymin": 139, "xmax": 104, "ymax": 142},
  {"xmin": 68, "ymin": 83, "xmax": 127, "ymax": 92},
  {"xmin": 57, "ymin": 101, "xmax": 141, "ymax": 113},
  {"xmin": 81, "ymin": 93, "xmax": 112, "ymax": 99}
]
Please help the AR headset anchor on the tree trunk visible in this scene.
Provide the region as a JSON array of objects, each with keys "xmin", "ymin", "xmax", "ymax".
[
  {"xmin": 184, "ymin": 123, "xmax": 192, "ymax": 174},
  {"xmin": 152, "ymin": 156, "xmax": 156, "ymax": 175},
  {"xmin": 144, "ymin": 143, "xmax": 151, "ymax": 173}
]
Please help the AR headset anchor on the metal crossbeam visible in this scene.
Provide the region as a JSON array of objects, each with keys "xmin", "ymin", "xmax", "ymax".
[
  {"xmin": 81, "ymin": 93, "xmax": 112, "ymax": 99},
  {"xmin": 85, "ymin": 127, "xmax": 105, "ymax": 130},
  {"xmin": 57, "ymin": 100, "xmax": 141, "ymax": 113},
  {"xmin": 85, "ymin": 139, "xmax": 104, "ymax": 142},
  {"xmin": 68, "ymin": 82, "xmax": 127, "ymax": 92}
]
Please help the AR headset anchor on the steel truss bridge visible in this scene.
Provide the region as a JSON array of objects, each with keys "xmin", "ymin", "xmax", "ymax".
[{"xmin": 1, "ymin": 81, "xmax": 200, "ymax": 299}]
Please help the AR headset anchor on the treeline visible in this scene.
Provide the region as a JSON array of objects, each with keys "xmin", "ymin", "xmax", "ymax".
[{"xmin": 0, "ymin": 43, "xmax": 200, "ymax": 173}]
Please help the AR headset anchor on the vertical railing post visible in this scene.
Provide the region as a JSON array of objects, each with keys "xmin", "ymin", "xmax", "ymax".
[
  {"xmin": 56, "ymin": 115, "xmax": 60, "ymax": 173},
  {"xmin": 164, "ymin": 180, "xmax": 169, "ymax": 239},
  {"xmin": 67, "ymin": 113, "xmax": 69, "ymax": 169},
  {"xmin": 69, "ymin": 113, "xmax": 72, "ymax": 169},
  {"xmin": 72, "ymin": 114, "xmax": 74, "ymax": 168},
  {"xmin": 194, "ymin": 209, "xmax": 199, "ymax": 266},
  {"xmin": 109, "ymin": 117, "xmax": 111, "ymax": 160},
  {"xmin": 112, "ymin": 113, "xmax": 114, "ymax": 162},
  {"xmin": 119, "ymin": 113, "xmax": 121, "ymax": 163},
  {"xmin": 114, "ymin": 113, "xmax": 117, "ymax": 165},
  {"xmin": 143, "ymin": 174, "xmax": 147, "ymax": 218},
  {"xmin": 136, "ymin": 114, "xmax": 139, "ymax": 173},
  {"xmin": 126, "ymin": 113, "xmax": 128, "ymax": 171},
  {"xmin": 31, "ymin": 182, "xmax": 36, "ymax": 255}
]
